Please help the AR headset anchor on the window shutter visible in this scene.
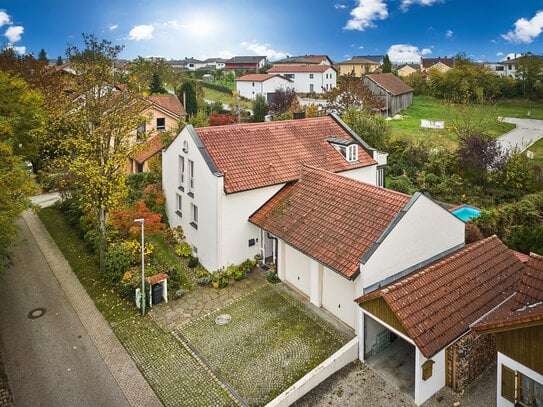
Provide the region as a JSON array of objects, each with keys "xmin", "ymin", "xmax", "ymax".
[{"xmin": 501, "ymin": 364, "xmax": 515, "ymax": 403}]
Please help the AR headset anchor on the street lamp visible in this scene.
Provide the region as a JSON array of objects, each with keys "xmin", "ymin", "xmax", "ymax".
[{"xmin": 134, "ymin": 218, "xmax": 145, "ymax": 316}]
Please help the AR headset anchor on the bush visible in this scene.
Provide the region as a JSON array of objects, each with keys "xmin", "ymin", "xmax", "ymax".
[
  {"xmin": 266, "ymin": 271, "xmax": 281, "ymax": 284},
  {"xmin": 175, "ymin": 242, "xmax": 192, "ymax": 257},
  {"xmin": 105, "ymin": 243, "xmax": 133, "ymax": 283},
  {"xmin": 188, "ymin": 256, "xmax": 199, "ymax": 268}
]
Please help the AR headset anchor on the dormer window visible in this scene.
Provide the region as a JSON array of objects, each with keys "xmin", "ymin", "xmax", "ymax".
[{"xmin": 327, "ymin": 137, "xmax": 359, "ymax": 163}]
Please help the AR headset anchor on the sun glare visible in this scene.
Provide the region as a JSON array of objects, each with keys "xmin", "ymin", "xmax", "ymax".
[{"xmin": 185, "ymin": 15, "xmax": 217, "ymax": 38}]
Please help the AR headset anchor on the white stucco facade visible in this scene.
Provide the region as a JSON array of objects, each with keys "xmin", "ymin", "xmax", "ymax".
[
  {"xmin": 358, "ymin": 193, "xmax": 465, "ymax": 293},
  {"xmin": 236, "ymin": 76, "xmax": 293, "ymax": 100},
  {"xmin": 267, "ymin": 67, "xmax": 337, "ymax": 94}
]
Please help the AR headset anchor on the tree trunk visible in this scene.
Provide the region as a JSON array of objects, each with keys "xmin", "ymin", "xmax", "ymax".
[{"xmin": 97, "ymin": 207, "xmax": 108, "ymax": 274}]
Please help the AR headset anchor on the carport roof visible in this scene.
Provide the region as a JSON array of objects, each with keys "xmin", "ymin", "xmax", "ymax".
[{"xmin": 356, "ymin": 235, "xmax": 524, "ymax": 358}]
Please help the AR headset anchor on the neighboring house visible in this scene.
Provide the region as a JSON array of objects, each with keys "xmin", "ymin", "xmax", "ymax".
[
  {"xmin": 337, "ymin": 56, "xmax": 382, "ymax": 77},
  {"xmin": 421, "ymin": 57, "xmax": 454, "ymax": 73},
  {"xmin": 266, "ymin": 65, "xmax": 337, "ymax": 94},
  {"xmin": 162, "ymin": 114, "xmax": 386, "ymax": 273},
  {"xmin": 225, "ymin": 56, "xmax": 267, "ymax": 72},
  {"xmin": 131, "ymin": 94, "xmax": 186, "ymax": 173},
  {"xmin": 472, "ymin": 253, "xmax": 543, "ymax": 407},
  {"xmin": 249, "ymin": 165, "xmax": 465, "ymax": 330},
  {"xmin": 202, "ymin": 58, "xmax": 227, "ymax": 70},
  {"xmin": 273, "ymin": 55, "xmax": 333, "ymax": 66},
  {"xmin": 363, "ymin": 73, "xmax": 414, "ymax": 116},
  {"xmin": 235, "ymin": 73, "xmax": 293, "ymax": 101},
  {"xmin": 484, "ymin": 56, "xmax": 523, "ymax": 79},
  {"xmin": 396, "ymin": 63, "xmax": 420, "ymax": 77},
  {"xmin": 356, "ymin": 236, "xmax": 524, "ymax": 405}
]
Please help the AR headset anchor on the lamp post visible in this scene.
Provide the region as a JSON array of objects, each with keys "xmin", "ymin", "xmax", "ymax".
[{"xmin": 134, "ymin": 218, "xmax": 145, "ymax": 316}]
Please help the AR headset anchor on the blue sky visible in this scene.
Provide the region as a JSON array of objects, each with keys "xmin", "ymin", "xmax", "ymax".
[{"xmin": 1, "ymin": 0, "xmax": 543, "ymax": 64}]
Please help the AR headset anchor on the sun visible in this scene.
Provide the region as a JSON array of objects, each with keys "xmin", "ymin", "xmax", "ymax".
[{"xmin": 185, "ymin": 15, "xmax": 218, "ymax": 38}]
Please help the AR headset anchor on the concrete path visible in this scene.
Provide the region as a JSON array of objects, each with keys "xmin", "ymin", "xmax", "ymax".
[
  {"xmin": 497, "ymin": 117, "xmax": 543, "ymax": 153},
  {"xmin": 0, "ymin": 206, "xmax": 162, "ymax": 407}
]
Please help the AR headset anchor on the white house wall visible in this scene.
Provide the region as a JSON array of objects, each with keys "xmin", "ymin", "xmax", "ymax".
[
  {"xmin": 339, "ymin": 165, "xmax": 378, "ymax": 185},
  {"xmin": 236, "ymin": 77, "xmax": 292, "ymax": 100},
  {"xmin": 360, "ymin": 194, "xmax": 465, "ymax": 291},
  {"xmin": 321, "ymin": 266, "xmax": 356, "ymax": 329},
  {"xmin": 284, "ymin": 244, "xmax": 311, "ymax": 295},
  {"xmin": 219, "ymin": 184, "xmax": 282, "ymax": 268},
  {"xmin": 497, "ymin": 352, "xmax": 543, "ymax": 407},
  {"xmin": 272, "ymin": 68, "xmax": 336, "ymax": 94},
  {"xmin": 414, "ymin": 348, "xmax": 446, "ymax": 406}
]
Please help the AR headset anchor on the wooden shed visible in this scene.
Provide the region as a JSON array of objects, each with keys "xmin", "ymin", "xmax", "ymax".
[{"xmin": 363, "ymin": 73, "xmax": 413, "ymax": 116}]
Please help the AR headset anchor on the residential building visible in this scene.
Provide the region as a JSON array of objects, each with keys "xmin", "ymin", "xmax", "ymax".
[
  {"xmin": 363, "ymin": 73, "xmax": 414, "ymax": 116},
  {"xmin": 131, "ymin": 94, "xmax": 185, "ymax": 173},
  {"xmin": 473, "ymin": 253, "xmax": 543, "ymax": 407},
  {"xmin": 235, "ymin": 73, "xmax": 293, "ymax": 101},
  {"xmin": 396, "ymin": 63, "xmax": 420, "ymax": 77},
  {"xmin": 225, "ymin": 56, "xmax": 267, "ymax": 72},
  {"xmin": 421, "ymin": 57, "xmax": 454, "ymax": 73},
  {"xmin": 273, "ymin": 55, "xmax": 333, "ymax": 66},
  {"xmin": 337, "ymin": 56, "xmax": 382, "ymax": 77},
  {"xmin": 266, "ymin": 65, "xmax": 337, "ymax": 94}
]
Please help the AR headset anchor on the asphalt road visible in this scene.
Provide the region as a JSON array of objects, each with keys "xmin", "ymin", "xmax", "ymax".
[
  {"xmin": 498, "ymin": 117, "xmax": 543, "ymax": 153},
  {"xmin": 0, "ymin": 216, "xmax": 130, "ymax": 407}
]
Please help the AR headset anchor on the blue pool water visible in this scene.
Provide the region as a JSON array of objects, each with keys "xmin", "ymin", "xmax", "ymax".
[{"xmin": 451, "ymin": 205, "xmax": 481, "ymax": 222}]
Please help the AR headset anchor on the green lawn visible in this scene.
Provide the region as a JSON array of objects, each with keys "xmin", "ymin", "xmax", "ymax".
[
  {"xmin": 202, "ymin": 86, "xmax": 252, "ymax": 110},
  {"xmin": 528, "ymin": 137, "xmax": 543, "ymax": 166}
]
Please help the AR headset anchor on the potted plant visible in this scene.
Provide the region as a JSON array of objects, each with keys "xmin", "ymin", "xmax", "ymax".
[{"xmin": 211, "ymin": 271, "xmax": 221, "ymax": 288}]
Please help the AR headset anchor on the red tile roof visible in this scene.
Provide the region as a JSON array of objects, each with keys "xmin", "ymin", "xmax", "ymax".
[
  {"xmin": 236, "ymin": 74, "xmax": 291, "ymax": 82},
  {"xmin": 249, "ymin": 165, "xmax": 411, "ymax": 279},
  {"xmin": 135, "ymin": 134, "xmax": 164, "ymax": 164},
  {"xmin": 422, "ymin": 57, "xmax": 454, "ymax": 68},
  {"xmin": 514, "ymin": 251, "xmax": 530, "ymax": 263},
  {"xmin": 365, "ymin": 73, "xmax": 414, "ymax": 96},
  {"xmin": 194, "ymin": 115, "xmax": 377, "ymax": 194},
  {"xmin": 267, "ymin": 65, "xmax": 336, "ymax": 73},
  {"xmin": 473, "ymin": 253, "xmax": 543, "ymax": 333},
  {"xmin": 356, "ymin": 236, "xmax": 524, "ymax": 358},
  {"xmin": 146, "ymin": 95, "xmax": 186, "ymax": 118}
]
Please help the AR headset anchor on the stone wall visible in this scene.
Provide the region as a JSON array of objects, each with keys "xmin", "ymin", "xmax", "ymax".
[{"xmin": 448, "ymin": 332, "xmax": 496, "ymax": 392}]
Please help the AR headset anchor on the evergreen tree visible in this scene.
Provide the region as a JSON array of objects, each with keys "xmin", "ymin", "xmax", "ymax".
[
  {"xmin": 38, "ymin": 48, "xmax": 48, "ymax": 63},
  {"xmin": 251, "ymin": 94, "xmax": 269, "ymax": 122},
  {"xmin": 177, "ymin": 80, "xmax": 197, "ymax": 116},
  {"xmin": 382, "ymin": 54, "xmax": 392, "ymax": 73},
  {"xmin": 56, "ymin": 56, "xmax": 63, "ymax": 66},
  {"xmin": 149, "ymin": 72, "xmax": 167, "ymax": 94}
]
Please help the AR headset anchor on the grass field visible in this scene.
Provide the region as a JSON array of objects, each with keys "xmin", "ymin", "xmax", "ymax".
[
  {"xmin": 202, "ymin": 86, "xmax": 252, "ymax": 110},
  {"xmin": 385, "ymin": 95, "xmax": 541, "ymax": 148}
]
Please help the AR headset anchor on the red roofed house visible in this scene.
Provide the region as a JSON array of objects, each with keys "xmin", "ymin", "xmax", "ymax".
[
  {"xmin": 473, "ymin": 253, "xmax": 543, "ymax": 407},
  {"xmin": 250, "ymin": 165, "xmax": 465, "ymax": 330},
  {"xmin": 162, "ymin": 114, "xmax": 389, "ymax": 274},
  {"xmin": 421, "ymin": 57, "xmax": 454, "ymax": 73},
  {"xmin": 131, "ymin": 94, "xmax": 186, "ymax": 173},
  {"xmin": 356, "ymin": 236, "xmax": 524, "ymax": 405},
  {"xmin": 267, "ymin": 64, "xmax": 337, "ymax": 94},
  {"xmin": 363, "ymin": 73, "xmax": 414, "ymax": 116},
  {"xmin": 235, "ymin": 73, "xmax": 293, "ymax": 101}
]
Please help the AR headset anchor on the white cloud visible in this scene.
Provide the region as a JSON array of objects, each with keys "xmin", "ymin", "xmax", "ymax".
[
  {"xmin": 109, "ymin": 24, "xmax": 118, "ymax": 31},
  {"xmin": 445, "ymin": 29, "xmax": 453, "ymax": 39},
  {"xmin": 502, "ymin": 10, "xmax": 543, "ymax": 44},
  {"xmin": 5, "ymin": 25, "xmax": 23, "ymax": 43},
  {"xmin": 0, "ymin": 10, "xmax": 11, "ymax": 26},
  {"xmin": 240, "ymin": 41, "xmax": 288, "ymax": 61},
  {"xmin": 335, "ymin": 3, "xmax": 347, "ymax": 9},
  {"xmin": 496, "ymin": 52, "xmax": 504, "ymax": 58},
  {"xmin": 128, "ymin": 25, "xmax": 154, "ymax": 41},
  {"xmin": 401, "ymin": 0, "xmax": 444, "ymax": 12},
  {"xmin": 4, "ymin": 44, "xmax": 25, "ymax": 55},
  {"xmin": 344, "ymin": 0, "xmax": 388, "ymax": 31},
  {"xmin": 387, "ymin": 44, "xmax": 430, "ymax": 63}
]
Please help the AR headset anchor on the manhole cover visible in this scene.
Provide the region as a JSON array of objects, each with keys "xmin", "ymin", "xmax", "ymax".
[
  {"xmin": 215, "ymin": 314, "xmax": 231, "ymax": 325},
  {"xmin": 28, "ymin": 308, "xmax": 46, "ymax": 319}
]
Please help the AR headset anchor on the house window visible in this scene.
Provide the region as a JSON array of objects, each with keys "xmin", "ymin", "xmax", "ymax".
[
  {"xmin": 175, "ymin": 194, "xmax": 182, "ymax": 217},
  {"xmin": 518, "ymin": 372, "xmax": 543, "ymax": 407},
  {"xmin": 377, "ymin": 166, "xmax": 385, "ymax": 187},
  {"xmin": 190, "ymin": 203, "xmax": 198, "ymax": 229},
  {"xmin": 501, "ymin": 365, "xmax": 515, "ymax": 403},
  {"xmin": 178, "ymin": 156, "xmax": 185, "ymax": 190},
  {"xmin": 188, "ymin": 159, "xmax": 195, "ymax": 196},
  {"xmin": 346, "ymin": 144, "xmax": 358, "ymax": 162},
  {"xmin": 156, "ymin": 117, "xmax": 166, "ymax": 131},
  {"xmin": 310, "ymin": 84, "xmax": 314, "ymax": 93},
  {"xmin": 309, "ymin": 73, "xmax": 314, "ymax": 79},
  {"xmin": 252, "ymin": 82, "xmax": 255, "ymax": 86},
  {"xmin": 284, "ymin": 73, "xmax": 295, "ymax": 79},
  {"xmin": 136, "ymin": 162, "xmax": 144, "ymax": 173},
  {"xmin": 136, "ymin": 123, "xmax": 146, "ymax": 140}
]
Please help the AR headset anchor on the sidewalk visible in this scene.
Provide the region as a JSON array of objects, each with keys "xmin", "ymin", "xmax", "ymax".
[{"xmin": 20, "ymin": 210, "xmax": 162, "ymax": 407}]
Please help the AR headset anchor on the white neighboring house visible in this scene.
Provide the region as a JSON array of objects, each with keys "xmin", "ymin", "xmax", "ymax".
[
  {"xmin": 235, "ymin": 74, "xmax": 293, "ymax": 100},
  {"xmin": 162, "ymin": 114, "xmax": 385, "ymax": 273},
  {"xmin": 266, "ymin": 65, "xmax": 337, "ymax": 94}
]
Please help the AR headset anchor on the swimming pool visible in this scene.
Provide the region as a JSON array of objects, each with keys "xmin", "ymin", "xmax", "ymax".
[{"xmin": 450, "ymin": 205, "xmax": 481, "ymax": 222}]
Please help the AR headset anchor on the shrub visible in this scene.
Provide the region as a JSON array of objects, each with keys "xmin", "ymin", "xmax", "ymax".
[
  {"xmin": 266, "ymin": 271, "xmax": 281, "ymax": 284},
  {"xmin": 105, "ymin": 243, "xmax": 133, "ymax": 283},
  {"xmin": 188, "ymin": 256, "xmax": 199, "ymax": 268},
  {"xmin": 175, "ymin": 242, "xmax": 192, "ymax": 257}
]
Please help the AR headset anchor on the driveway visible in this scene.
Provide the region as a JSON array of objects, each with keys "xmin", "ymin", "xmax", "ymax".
[{"xmin": 497, "ymin": 117, "xmax": 543, "ymax": 153}]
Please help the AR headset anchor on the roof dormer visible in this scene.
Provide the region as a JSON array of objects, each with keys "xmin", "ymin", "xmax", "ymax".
[{"xmin": 328, "ymin": 137, "xmax": 359, "ymax": 163}]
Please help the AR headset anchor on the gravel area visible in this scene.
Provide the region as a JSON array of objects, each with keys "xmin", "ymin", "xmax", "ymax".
[{"xmin": 293, "ymin": 359, "xmax": 497, "ymax": 407}]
